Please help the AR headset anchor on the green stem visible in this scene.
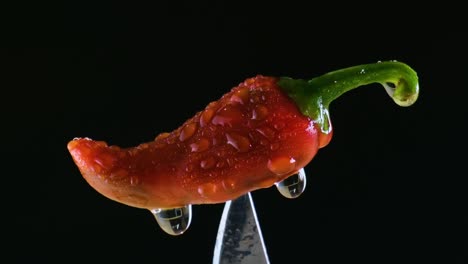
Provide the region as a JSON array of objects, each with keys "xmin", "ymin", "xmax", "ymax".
[{"xmin": 278, "ymin": 61, "xmax": 419, "ymax": 133}]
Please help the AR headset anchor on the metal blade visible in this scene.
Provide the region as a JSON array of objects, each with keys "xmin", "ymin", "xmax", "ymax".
[{"xmin": 212, "ymin": 192, "xmax": 270, "ymax": 264}]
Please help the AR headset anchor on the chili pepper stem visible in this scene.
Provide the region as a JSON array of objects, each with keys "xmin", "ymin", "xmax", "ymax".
[{"xmin": 278, "ymin": 61, "xmax": 419, "ymax": 133}]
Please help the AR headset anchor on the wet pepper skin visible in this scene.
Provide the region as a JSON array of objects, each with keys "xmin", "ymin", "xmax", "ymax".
[
  {"xmin": 68, "ymin": 61, "xmax": 419, "ymax": 211},
  {"xmin": 68, "ymin": 76, "xmax": 331, "ymax": 209}
]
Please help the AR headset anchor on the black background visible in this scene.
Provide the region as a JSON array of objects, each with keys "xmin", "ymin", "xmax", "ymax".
[{"xmin": 4, "ymin": 2, "xmax": 466, "ymax": 263}]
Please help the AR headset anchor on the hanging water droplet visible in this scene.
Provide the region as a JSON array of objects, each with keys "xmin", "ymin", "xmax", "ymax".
[
  {"xmin": 151, "ymin": 205, "xmax": 192, "ymax": 236},
  {"xmin": 275, "ymin": 168, "xmax": 306, "ymax": 199}
]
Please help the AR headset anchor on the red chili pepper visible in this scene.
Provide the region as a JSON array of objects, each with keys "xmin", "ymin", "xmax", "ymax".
[{"xmin": 68, "ymin": 61, "xmax": 418, "ymax": 211}]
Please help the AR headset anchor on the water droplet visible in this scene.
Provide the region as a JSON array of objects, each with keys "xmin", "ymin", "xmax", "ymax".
[
  {"xmin": 207, "ymin": 101, "xmax": 218, "ymax": 108},
  {"xmin": 221, "ymin": 179, "xmax": 236, "ymax": 192},
  {"xmin": 151, "ymin": 205, "xmax": 192, "ymax": 236},
  {"xmin": 179, "ymin": 122, "xmax": 197, "ymax": 142},
  {"xmin": 273, "ymin": 122, "xmax": 285, "ymax": 130},
  {"xmin": 317, "ymin": 103, "xmax": 332, "ymax": 147},
  {"xmin": 155, "ymin": 142, "xmax": 166, "ymax": 149},
  {"xmin": 185, "ymin": 163, "xmax": 194, "ymax": 172},
  {"xmin": 270, "ymin": 143, "xmax": 279, "ymax": 151},
  {"xmin": 93, "ymin": 158, "xmax": 105, "ymax": 169},
  {"xmin": 109, "ymin": 145, "xmax": 121, "ymax": 151},
  {"xmin": 93, "ymin": 152, "xmax": 115, "ymax": 169},
  {"xmin": 226, "ymin": 158, "xmax": 234, "ymax": 167},
  {"xmin": 252, "ymin": 104, "xmax": 268, "ymax": 120},
  {"xmin": 200, "ymin": 108, "xmax": 215, "ymax": 127},
  {"xmin": 95, "ymin": 141, "xmax": 107, "ymax": 147},
  {"xmin": 197, "ymin": 182, "xmax": 219, "ymax": 197},
  {"xmin": 243, "ymin": 78, "xmax": 256, "ymax": 86},
  {"xmin": 212, "ymin": 104, "xmax": 243, "ymax": 127},
  {"xmin": 260, "ymin": 139, "xmax": 269, "ymax": 146},
  {"xmin": 275, "ymin": 168, "xmax": 306, "ymax": 198},
  {"xmin": 138, "ymin": 143, "xmax": 149, "ymax": 150},
  {"xmin": 226, "ymin": 133, "xmax": 251, "ymax": 152},
  {"xmin": 166, "ymin": 135, "xmax": 177, "ymax": 144},
  {"xmin": 190, "ymin": 138, "xmax": 210, "ymax": 152},
  {"xmin": 110, "ymin": 169, "xmax": 128, "ymax": 181},
  {"xmin": 278, "ymin": 133, "xmax": 287, "ymax": 140},
  {"xmin": 128, "ymin": 148, "xmax": 139, "ymax": 157},
  {"xmin": 216, "ymin": 150, "xmax": 227, "ymax": 157},
  {"xmin": 212, "ymin": 137, "xmax": 221, "ymax": 146},
  {"xmin": 130, "ymin": 176, "xmax": 140, "ymax": 186},
  {"xmin": 230, "ymin": 87, "xmax": 249, "ymax": 104},
  {"xmin": 155, "ymin": 132, "xmax": 170, "ymax": 141},
  {"xmin": 216, "ymin": 160, "xmax": 225, "ymax": 168},
  {"xmin": 267, "ymin": 156, "xmax": 296, "ymax": 176},
  {"xmin": 256, "ymin": 127, "xmax": 276, "ymax": 140},
  {"xmin": 122, "ymin": 193, "xmax": 148, "ymax": 206},
  {"xmin": 200, "ymin": 156, "xmax": 216, "ymax": 169},
  {"xmin": 111, "ymin": 151, "xmax": 124, "ymax": 163}
]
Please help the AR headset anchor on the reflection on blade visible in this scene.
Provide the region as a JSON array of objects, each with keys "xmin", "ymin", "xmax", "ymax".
[{"xmin": 212, "ymin": 192, "xmax": 270, "ymax": 264}]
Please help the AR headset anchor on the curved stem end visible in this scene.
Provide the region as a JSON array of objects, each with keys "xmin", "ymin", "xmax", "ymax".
[{"xmin": 278, "ymin": 60, "xmax": 419, "ymax": 132}]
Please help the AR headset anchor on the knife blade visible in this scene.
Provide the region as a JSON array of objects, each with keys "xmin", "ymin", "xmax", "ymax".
[{"xmin": 212, "ymin": 192, "xmax": 270, "ymax": 264}]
